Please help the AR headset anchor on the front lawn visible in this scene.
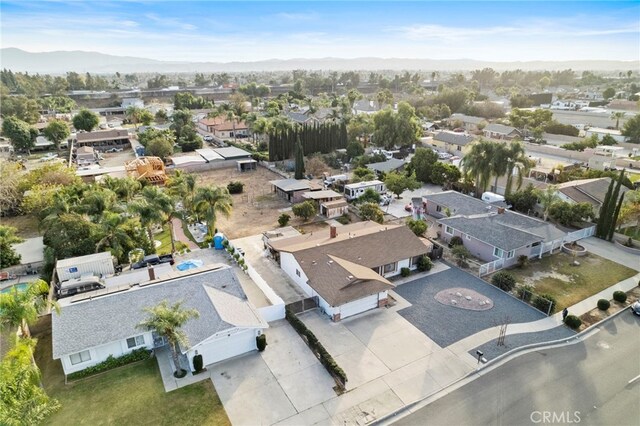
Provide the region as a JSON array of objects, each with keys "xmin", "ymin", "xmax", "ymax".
[
  {"xmin": 506, "ymin": 251, "xmax": 637, "ymax": 310},
  {"xmin": 32, "ymin": 317, "xmax": 230, "ymax": 426}
]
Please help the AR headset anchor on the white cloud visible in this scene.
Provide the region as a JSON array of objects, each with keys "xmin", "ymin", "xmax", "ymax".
[
  {"xmin": 145, "ymin": 13, "xmax": 197, "ymax": 31},
  {"xmin": 271, "ymin": 12, "xmax": 320, "ymax": 21}
]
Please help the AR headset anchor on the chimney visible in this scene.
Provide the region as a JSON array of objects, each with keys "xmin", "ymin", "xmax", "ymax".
[
  {"xmin": 148, "ymin": 266, "xmax": 156, "ymax": 281},
  {"xmin": 497, "ymin": 207, "xmax": 505, "ymax": 214},
  {"xmin": 330, "ymin": 225, "xmax": 337, "ymax": 238}
]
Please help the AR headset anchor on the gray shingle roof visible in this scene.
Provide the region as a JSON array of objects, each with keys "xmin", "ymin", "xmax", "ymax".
[
  {"xmin": 366, "ymin": 158, "xmax": 405, "ymax": 173},
  {"xmin": 52, "ymin": 267, "xmax": 266, "ymax": 359},
  {"xmin": 424, "ymin": 191, "xmax": 497, "ymax": 216},
  {"xmin": 485, "ymin": 123, "xmax": 520, "ymax": 135},
  {"xmin": 434, "ymin": 131, "xmax": 476, "ymax": 146},
  {"xmin": 440, "ymin": 215, "xmax": 543, "ymax": 251},
  {"xmin": 285, "ymin": 111, "xmax": 313, "ymax": 124},
  {"xmin": 450, "ymin": 114, "xmax": 486, "ymax": 125}
]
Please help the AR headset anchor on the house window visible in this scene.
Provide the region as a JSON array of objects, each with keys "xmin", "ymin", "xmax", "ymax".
[
  {"xmin": 436, "ymin": 205, "xmax": 442, "ymax": 212},
  {"xmin": 70, "ymin": 350, "xmax": 91, "ymax": 365},
  {"xmin": 445, "ymin": 226, "xmax": 454, "ymax": 235},
  {"xmin": 493, "ymin": 247, "xmax": 504, "ymax": 258},
  {"xmin": 295, "ymin": 269, "xmax": 301, "ymax": 277},
  {"xmin": 410, "ymin": 255, "xmax": 422, "ymax": 266},
  {"xmin": 383, "ymin": 262, "xmax": 397, "ymax": 274},
  {"xmin": 126, "ymin": 335, "xmax": 145, "ymax": 349}
]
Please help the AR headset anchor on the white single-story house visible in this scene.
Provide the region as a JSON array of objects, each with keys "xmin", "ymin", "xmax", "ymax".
[
  {"xmin": 320, "ymin": 199, "xmax": 349, "ymax": 218},
  {"xmin": 268, "ymin": 221, "xmax": 431, "ymax": 321},
  {"xmin": 584, "ymin": 127, "xmax": 626, "ymax": 143},
  {"xmin": 343, "ymin": 180, "xmax": 386, "ymax": 201},
  {"xmin": 52, "ymin": 266, "xmax": 267, "ymax": 376}
]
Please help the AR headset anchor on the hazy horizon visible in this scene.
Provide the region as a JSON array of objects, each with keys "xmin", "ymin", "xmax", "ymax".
[{"xmin": 1, "ymin": 1, "xmax": 639, "ymax": 63}]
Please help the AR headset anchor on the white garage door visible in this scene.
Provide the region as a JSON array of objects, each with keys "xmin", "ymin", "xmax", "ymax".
[
  {"xmin": 339, "ymin": 294, "xmax": 378, "ymax": 319},
  {"xmin": 197, "ymin": 329, "xmax": 257, "ymax": 366}
]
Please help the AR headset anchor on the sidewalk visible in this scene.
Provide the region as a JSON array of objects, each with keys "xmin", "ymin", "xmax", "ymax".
[
  {"xmin": 156, "ymin": 346, "xmax": 212, "ymax": 392},
  {"xmin": 578, "ymin": 236, "xmax": 640, "ymax": 271},
  {"xmin": 171, "ymin": 217, "xmax": 199, "ymax": 250}
]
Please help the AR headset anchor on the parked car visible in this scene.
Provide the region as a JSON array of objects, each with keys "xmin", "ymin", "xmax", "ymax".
[
  {"xmin": 631, "ymin": 300, "xmax": 640, "ymax": 316},
  {"xmin": 106, "ymin": 147, "xmax": 124, "ymax": 153},
  {"xmin": 204, "ymin": 135, "xmax": 213, "ymax": 142},
  {"xmin": 132, "ymin": 254, "xmax": 175, "ymax": 269},
  {"xmin": 58, "ymin": 276, "xmax": 105, "ymax": 299}
]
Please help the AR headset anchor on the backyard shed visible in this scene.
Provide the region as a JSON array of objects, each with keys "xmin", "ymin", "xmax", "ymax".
[{"xmin": 56, "ymin": 252, "xmax": 115, "ymax": 282}]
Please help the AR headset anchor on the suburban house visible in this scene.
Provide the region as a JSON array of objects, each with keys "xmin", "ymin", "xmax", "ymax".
[
  {"xmin": 352, "ymin": 99, "xmax": 380, "ymax": 115},
  {"xmin": 344, "ymin": 180, "xmax": 386, "ymax": 201},
  {"xmin": 366, "ymin": 158, "xmax": 405, "ymax": 177},
  {"xmin": 432, "ymin": 131, "xmax": 476, "ymax": 156},
  {"xmin": 121, "ymin": 98, "xmax": 144, "ymax": 109},
  {"xmin": 483, "ymin": 123, "xmax": 522, "ymax": 140},
  {"xmin": 284, "ymin": 111, "xmax": 317, "ymax": 125},
  {"xmin": 302, "ymin": 189, "xmax": 343, "ymax": 206},
  {"xmin": 75, "ymin": 146, "xmax": 97, "ymax": 165},
  {"xmin": 267, "ymin": 222, "xmax": 431, "ymax": 321},
  {"xmin": 198, "ymin": 116, "xmax": 249, "ymax": 139},
  {"xmin": 421, "ymin": 121, "xmax": 440, "ymax": 134},
  {"xmin": 449, "ymin": 114, "xmax": 487, "ymax": 132},
  {"xmin": 52, "ymin": 266, "xmax": 268, "ymax": 376},
  {"xmin": 320, "ymin": 199, "xmax": 350, "ymax": 218},
  {"xmin": 423, "ymin": 191, "xmax": 566, "ymax": 267},
  {"xmin": 556, "ymin": 177, "xmax": 629, "ymax": 217},
  {"xmin": 76, "ymin": 129, "xmax": 131, "ymax": 149},
  {"xmin": 584, "ymin": 127, "xmax": 626, "ymax": 143},
  {"xmin": 270, "ymin": 179, "xmax": 323, "ymax": 203}
]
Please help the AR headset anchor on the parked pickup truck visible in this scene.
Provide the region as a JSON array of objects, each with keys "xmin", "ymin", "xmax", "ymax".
[{"xmin": 132, "ymin": 254, "xmax": 175, "ymax": 270}]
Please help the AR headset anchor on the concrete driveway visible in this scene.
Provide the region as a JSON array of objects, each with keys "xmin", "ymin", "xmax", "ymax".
[
  {"xmin": 231, "ymin": 234, "xmax": 307, "ymax": 303},
  {"xmin": 210, "ymin": 320, "xmax": 336, "ymax": 425},
  {"xmin": 384, "ymin": 183, "xmax": 442, "ymax": 219}
]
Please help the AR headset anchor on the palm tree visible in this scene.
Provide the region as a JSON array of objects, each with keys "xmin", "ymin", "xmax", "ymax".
[
  {"xmin": 79, "ymin": 188, "xmax": 119, "ymax": 220},
  {"xmin": 489, "ymin": 143, "xmax": 509, "ymax": 193},
  {"xmin": 166, "ymin": 170, "xmax": 197, "ymax": 215},
  {"xmin": 0, "ymin": 279, "xmax": 58, "ymax": 337},
  {"xmin": 95, "ymin": 211, "xmax": 135, "ymax": 260},
  {"xmin": 137, "ymin": 300, "xmax": 199, "ymax": 377},
  {"xmin": 126, "ymin": 106, "xmax": 143, "ymax": 129},
  {"xmin": 102, "ymin": 176, "xmax": 141, "ymax": 202},
  {"xmin": 131, "ymin": 186, "xmax": 177, "ymax": 252},
  {"xmin": 193, "ymin": 185, "xmax": 232, "ymax": 238},
  {"xmin": 504, "ymin": 141, "xmax": 532, "ymax": 196},
  {"xmin": 610, "ymin": 111, "xmax": 626, "ymax": 130},
  {"xmin": 536, "ymin": 185, "xmax": 559, "ymax": 221},
  {"xmin": 461, "ymin": 139, "xmax": 495, "ymax": 197}
]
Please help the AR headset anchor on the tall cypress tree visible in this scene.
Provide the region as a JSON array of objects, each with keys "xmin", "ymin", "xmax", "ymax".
[
  {"xmin": 596, "ymin": 177, "xmax": 615, "ymax": 238},
  {"xmin": 608, "ymin": 191, "xmax": 625, "ymax": 241},
  {"xmin": 294, "ymin": 136, "xmax": 305, "ymax": 179}
]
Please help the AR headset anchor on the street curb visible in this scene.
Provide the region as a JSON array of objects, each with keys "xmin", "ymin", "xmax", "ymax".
[{"xmin": 372, "ymin": 302, "xmax": 635, "ymax": 425}]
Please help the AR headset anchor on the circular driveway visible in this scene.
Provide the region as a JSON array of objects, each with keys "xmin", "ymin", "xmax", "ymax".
[{"xmin": 394, "ymin": 265, "xmax": 546, "ymax": 348}]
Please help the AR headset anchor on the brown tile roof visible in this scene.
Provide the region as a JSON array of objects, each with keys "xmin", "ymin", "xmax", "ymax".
[
  {"xmin": 290, "ymin": 224, "xmax": 430, "ymax": 306},
  {"xmin": 76, "ymin": 129, "xmax": 129, "ymax": 143},
  {"xmin": 270, "ymin": 221, "xmax": 391, "ymax": 252},
  {"xmin": 199, "ymin": 116, "xmax": 247, "ymax": 131}
]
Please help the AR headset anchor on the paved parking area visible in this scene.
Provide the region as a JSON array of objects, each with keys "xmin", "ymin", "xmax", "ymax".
[
  {"xmin": 384, "ymin": 183, "xmax": 442, "ymax": 219},
  {"xmin": 394, "ymin": 266, "xmax": 546, "ymax": 348}
]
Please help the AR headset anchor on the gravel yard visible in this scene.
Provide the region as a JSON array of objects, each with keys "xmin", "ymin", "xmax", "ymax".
[{"xmin": 394, "ymin": 265, "xmax": 546, "ymax": 348}]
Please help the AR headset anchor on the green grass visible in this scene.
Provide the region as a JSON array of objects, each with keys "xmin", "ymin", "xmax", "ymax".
[
  {"xmin": 1, "ymin": 214, "xmax": 40, "ymax": 238},
  {"xmin": 154, "ymin": 226, "xmax": 173, "ymax": 255},
  {"xmin": 620, "ymin": 226, "xmax": 640, "ymax": 241},
  {"xmin": 628, "ymin": 173, "xmax": 640, "ymax": 183},
  {"xmin": 32, "ymin": 317, "xmax": 230, "ymax": 426},
  {"xmin": 507, "ymin": 251, "xmax": 637, "ymax": 310}
]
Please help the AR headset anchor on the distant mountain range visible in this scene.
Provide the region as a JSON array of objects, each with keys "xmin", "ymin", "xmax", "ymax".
[{"xmin": 2, "ymin": 48, "xmax": 638, "ymax": 74}]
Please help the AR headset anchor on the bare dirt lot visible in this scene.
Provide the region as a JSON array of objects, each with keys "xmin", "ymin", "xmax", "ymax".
[{"xmin": 195, "ymin": 166, "xmax": 292, "ymax": 239}]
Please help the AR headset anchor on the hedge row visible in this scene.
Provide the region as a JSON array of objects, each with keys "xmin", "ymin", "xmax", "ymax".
[
  {"xmin": 285, "ymin": 308, "xmax": 347, "ymax": 386},
  {"xmin": 67, "ymin": 348, "xmax": 152, "ymax": 381}
]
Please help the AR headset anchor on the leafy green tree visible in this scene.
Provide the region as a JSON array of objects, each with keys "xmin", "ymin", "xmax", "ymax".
[
  {"xmin": 359, "ymin": 202, "xmax": 384, "ymax": 223},
  {"xmin": 137, "ymin": 300, "xmax": 199, "ymax": 377},
  {"xmin": 346, "ymin": 141, "xmax": 365, "ymax": 159},
  {"xmin": 2, "ymin": 116, "xmax": 35, "ymax": 154},
  {"xmin": 278, "ymin": 213, "xmax": 290, "ymax": 227},
  {"xmin": 0, "ymin": 279, "xmax": 57, "ymax": 336},
  {"xmin": 429, "ymin": 162, "xmax": 462, "ymax": 186},
  {"xmin": 535, "ymin": 185, "xmax": 559, "ymax": 221},
  {"xmin": 0, "ymin": 338, "xmax": 60, "ymax": 425},
  {"xmin": 193, "ymin": 185, "xmax": 233, "ymax": 237},
  {"xmin": 0, "ymin": 95, "xmax": 41, "ymax": 124},
  {"xmin": 602, "ymin": 87, "xmax": 615, "ymax": 100},
  {"xmin": 155, "ymin": 109, "xmax": 169, "ymax": 124},
  {"xmin": 72, "ymin": 108, "xmax": 100, "ymax": 132},
  {"xmin": 406, "ymin": 219, "xmax": 427, "ymax": 237},
  {"xmin": 409, "ymin": 148, "xmax": 439, "ymax": 183},
  {"xmin": 451, "ymin": 245, "xmax": 471, "ymax": 267},
  {"xmin": 385, "ymin": 171, "xmax": 420, "ymax": 198},
  {"xmin": 372, "ymin": 102, "xmax": 420, "ymax": 149},
  {"xmin": 351, "ymin": 167, "xmax": 377, "ymax": 183},
  {"xmin": 505, "ymin": 184, "xmax": 538, "ymax": 213},
  {"xmin": 549, "ymin": 201, "xmax": 593, "ymax": 226},
  {"xmin": 146, "ymin": 134, "xmax": 174, "ymax": 159},
  {"xmin": 356, "ymin": 188, "xmax": 382, "ymax": 204},
  {"xmin": 621, "ymin": 114, "xmax": 640, "ymax": 143},
  {"xmin": 0, "ymin": 225, "xmax": 23, "ymax": 269},
  {"xmin": 610, "ymin": 111, "xmax": 626, "ymax": 130},
  {"xmin": 292, "ymin": 200, "xmax": 317, "ymax": 221},
  {"xmin": 38, "ymin": 96, "xmax": 76, "ymax": 113},
  {"xmin": 43, "ymin": 119, "xmax": 70, "ymax": 153}
]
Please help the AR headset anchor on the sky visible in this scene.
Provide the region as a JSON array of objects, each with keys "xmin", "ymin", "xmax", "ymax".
[{"xmin": 1, "ymin": 1, "xmax": 639, "ymax": 63}]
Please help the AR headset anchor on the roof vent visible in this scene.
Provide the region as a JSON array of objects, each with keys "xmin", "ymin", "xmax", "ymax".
[
  {"xmin": 312, "ymin": 260, "xmax": 317, "ymax": 265},
  {"xmin": 347, "ymin": 275, "xmax": 354, "ymax": 279}
]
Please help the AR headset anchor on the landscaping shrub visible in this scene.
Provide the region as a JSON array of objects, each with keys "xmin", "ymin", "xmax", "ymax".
[
  {"xmin": 278, "ymin": 213, "xmax": 290, "ymax": 227},
  {"xmin": 613, "ymin": 291, "xmax": 627, "ymax": 303},
  {"xmin": 491, "ymin": 271, "xmax": 517, "ymax": 292},
  {"xmin": 516, "ymin": 255, "xmax": 529, "ymax": 269},
  {"xmin": 336, "ymin": 214, "xmax": 351, "ymax": 225},
  {"xmin": 221, "ymin": 239, "xmax": 229, "ymax": 248},
  {"xmin": 193, "ymin": 354, "xmax": 203, "ymax": 373},
  {"xmin": 597, "ymin": 299, "xmax": 610, "ymax": 311},
  {"xmin": 284, "ymin": 308, "xmax": 347, "ymax": 386},
  {"xmin": 532, "ymin": 293, "xmax": 557, "ymax": 314},
  {"xmin": 564, "ymin": 315, "xmax": 582, "ymax": 330},
  {"xmin": 400, "ymin": 267, "xmax": 411, "ymax": 277},
  {"xmin": 256, "ymin": 334, "xmax": 267, "ymax": 352},
  {"xmin": 451, "ymin": 245, "xmax": 470, "ymax": 267},
  {"xmin": 517, "ymin": 284, "xmax": 535, "ymax": 302},
  {"xmin": 449, "ymin": 236, "xmax": 463, "ymax": 247},
  {"xmin": 227, "ymin": 181, "xmax": 244, "ymax": 194},
  {"xmin": 67, "ymin": 348, "xmax": 151, "ymax": 380},
  {"xmin": 417, "ymin": 255, "xmax": 433, "ymax": 272}
]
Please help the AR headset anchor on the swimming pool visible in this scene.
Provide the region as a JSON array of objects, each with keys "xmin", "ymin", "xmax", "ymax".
[{"xmin": 0, "ymin": 283, "xmax": 29, "ymax": 294}]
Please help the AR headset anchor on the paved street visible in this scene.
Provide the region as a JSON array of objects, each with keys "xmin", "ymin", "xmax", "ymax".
[{"xmin": 392, "ymin": 312, "xmax": 640, "ymax": 426}]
